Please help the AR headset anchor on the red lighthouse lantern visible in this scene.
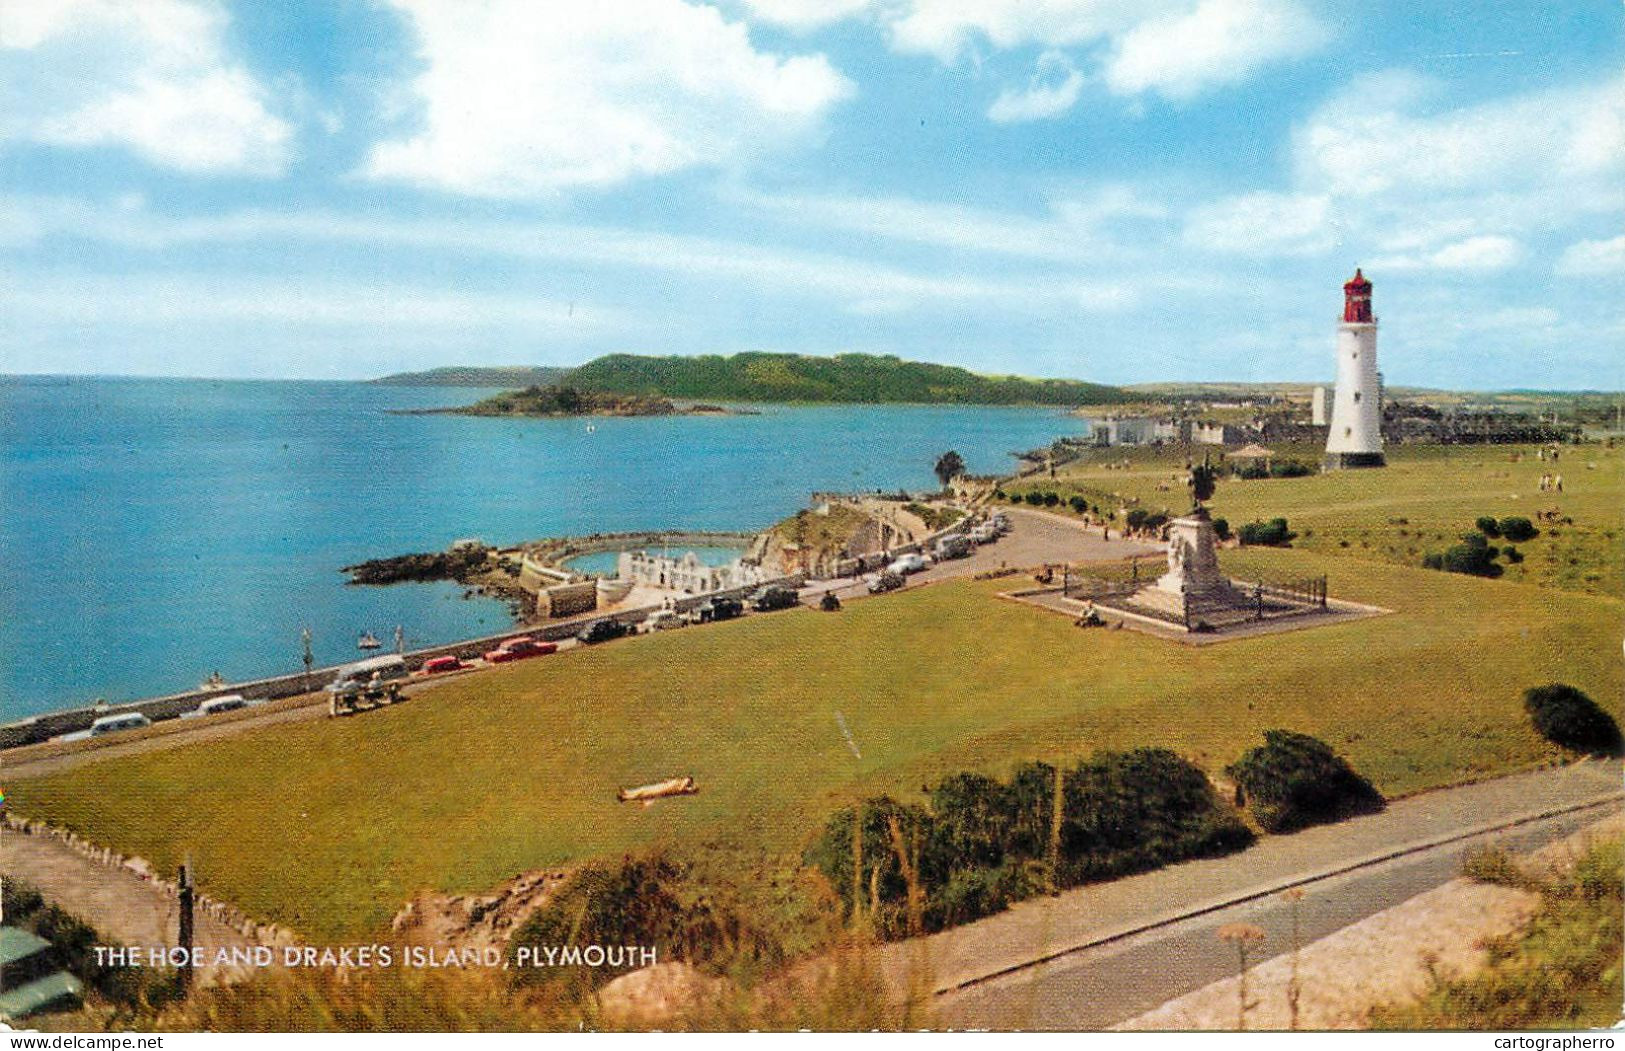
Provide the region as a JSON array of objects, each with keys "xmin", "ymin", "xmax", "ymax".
[{"xmin": 1342, "ymin": 267, "xmax": 1373, "ymax": 324}]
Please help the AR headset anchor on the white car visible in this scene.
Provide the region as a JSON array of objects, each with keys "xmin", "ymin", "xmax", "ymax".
[
  {"xmin": 887, "ymin": 553, "xmax": 927, "ymax": 575},
  {"xmin": 179, "ymin": 694, "xmax": 261, "ymax": 720},
  {"xmin": 643, "ymin": 609, "xmax": 687, "ymax": 632},
  {"xmin": 970, "ymin": 523, "xmax": 999, "ymax": 543},
  {"xmin": 58, "ymin": 711, "xmax": 154, "ymax": 742}
]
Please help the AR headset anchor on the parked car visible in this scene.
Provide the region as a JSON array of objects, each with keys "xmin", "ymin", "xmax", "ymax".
[
  {"xmin": 484, "ymin": 636, "xmax": 557, "ymax": 664},
  {"xmin": 577, "ymin": 619, "xmax": 634, "ymax": 644},
  {"xmin": 643, "ymin": 609, "xmax": 686, "ymax": 632},
  {"xmin": 868, "ymin": 571, "xmax": 905, "ymax": 594},
  {"xmin": 179, "ymin": 694, "xmax": 256, "ymax": 720},
  {"xmin": 750, "ymin": 585, "xmax": 800, "ymax": 612},
  {"xmin": 689, "ymin": 596, "xmax": 745, "ymax": 624},
  {"xmin": 970, "ymin": 523, "xmax": 999, "ymax": 543},
  {"xmin": 887, "ymin": 553, "xmax": 927, "ymax": 575},
  {"xmin": 932, "ymin": 535, "xmax": 972, "ymax": 561},
  {"xmin": 419, "ymin": 655, "xmax": 467, "ymax": 675},
  {"xmin": 89, "ymin": 712, "xmax": 153, "ymax": 737},
  {"xmin": 991, "ymin": 513, "xmax": 1012, "ymax": 533}
]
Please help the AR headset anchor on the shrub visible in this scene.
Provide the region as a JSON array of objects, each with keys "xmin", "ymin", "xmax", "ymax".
[
  {"xmin": 1141, "ymin": 512, "xmax": 1168, "ymax": 533},
  {"xmin": 1008, "ymin": 490, "xmax": 1024, "ymax": 503},
  {"xmin": 1523, "ymin": 684, "xmax": 1622, "ymax": 755},
  {"xmin": 1425, "ymin": 534, "xmax": 1503, "ymax": 577},
  {"xmin": 1503, "ymin": 545, "xmax": 1523, "ymax": 564},
  {"xmin": 1499, "ymin": 516, "xmax": 1539, "ymax": 542},
  {"xmin": 1042, "ymin": 492, "xmax": 1060, "ymax": 507},
  {"xmin": 1476, "ymin": 515, "xmax": 1501, "ymax": 537},
  {"xmin": 1226, "ymin": 730, "xmax": 1385, "ymax": 833},
  {"xmin": 1125, "ymin": 508, "xmax": 1149, "ymax": 531},
  {"xmin": 1067, "ymin": 495, "xmax": 1088, "ymax": 514},
  {"xmin": 1023, "ymin": 491, "xmax": 1044, "ymax": 506},
  {"xmin": 1211, "ymin": 517, "xmax": 1230, "ymax": 541},
  {"xmin": 1236, "ymin": 517, "xmax": 1295, "ymax": 546},
  {"xmin": 805, "ymin": 797, "xmax": 937, "ymax": 939},
  {"xmin": 1269, "ymin": 460, "xmax": 1313, "ymax": 478},
  {"xmin": 1233, "ymin": 461, "xmax": 1269, "ymax": 480}
]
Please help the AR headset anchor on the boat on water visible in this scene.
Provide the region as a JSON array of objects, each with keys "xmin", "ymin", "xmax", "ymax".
[{"xmin": 357, "ymin": 631, "xmax": 382, "ymax": 650}]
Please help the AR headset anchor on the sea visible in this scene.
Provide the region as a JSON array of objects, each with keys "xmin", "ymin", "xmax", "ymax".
[{"xmin": 0, "ymin": 376, "xmax": 1085, "ymax": 720}]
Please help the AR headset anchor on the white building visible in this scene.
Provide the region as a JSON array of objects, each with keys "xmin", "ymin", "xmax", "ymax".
[
  {"xmin": 615, "ymin": 550, "xmax": 767, "ymax": 595},
  {"xmin": 1324, "ymin": 269, "xmax": 1386, "ymax": 469},
  {"xmin": 1311, "ymin": 385, "xmax": 1333, "ymax": 426}
]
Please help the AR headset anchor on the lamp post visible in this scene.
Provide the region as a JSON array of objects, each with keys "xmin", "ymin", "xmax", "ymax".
[{"xmin": 301, "ymin": 627, "xmax": 314, "ymax": 692}]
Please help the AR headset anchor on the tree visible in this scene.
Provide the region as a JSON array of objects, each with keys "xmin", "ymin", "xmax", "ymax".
[
  {"xmin": 934, "ymin": 450, "xmax": 966, "ymax": 487},
  {"xmin": 1190, "ymin": 458, "xmax": 1219, "ymax": 509}
]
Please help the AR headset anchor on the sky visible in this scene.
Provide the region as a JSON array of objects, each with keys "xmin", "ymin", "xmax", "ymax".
[{"xmin": 0, "ymin": 0, "xmax": 1621, "ymax": 389}]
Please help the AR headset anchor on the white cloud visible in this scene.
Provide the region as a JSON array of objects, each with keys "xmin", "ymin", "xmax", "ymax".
[
  {"xmin": 1556, "ymin": 235, "xmax": 1625, "ymax": 277},
  {"xmin": 735, "ymin": 0, "xmax": 881, "ymax": 31},
  {"xmin": 365, "ymin": 0, "xmax": 853, "ymax": 196},
  {"xmin": 0, "ymin": 0, "xmax": 291, "ymax": 175},
  {"xmin": 1372, "ymin": 235, "xmax": 1523, "ymax": 273},
  {"xmin": 1103, "ymin": 0, "xmax": 1328, "ymax": 100},
  {"xmin": 987, "ymin": 52, "xmax": 1085, "ymax": 123},
  {"xmin": 1294, "ymin": 69, "xmax": 1625, "ymax": 203},
  {"xmin": 1182, "ymin": 192, "xmax": 1337, "ymax": 256},
  {"xmin": 886, "ymin": 0, "xmax": 1163, "ymax": 64}
]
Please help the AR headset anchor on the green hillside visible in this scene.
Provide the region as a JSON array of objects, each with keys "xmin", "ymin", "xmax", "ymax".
[{"xmin": 565, "ymin": 352, "xmax": 1128, "ymax": 405}]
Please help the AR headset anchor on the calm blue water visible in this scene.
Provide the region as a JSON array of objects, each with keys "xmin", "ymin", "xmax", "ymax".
[
  {"xmin": 564, "ymin": 546, "xmax": 744, "ymax": 577},
  {"xmin": 0, "ymin": 376, "xmax": 1082, "ymax": 718}
]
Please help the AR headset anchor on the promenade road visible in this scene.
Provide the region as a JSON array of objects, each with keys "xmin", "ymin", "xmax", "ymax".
[{"xmin": 874, "ymin": 759, "xmax": 1622, "ymax": 1027}]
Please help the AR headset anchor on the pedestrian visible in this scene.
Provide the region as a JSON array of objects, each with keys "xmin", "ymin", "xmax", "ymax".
[{"xmin": 1555, "ymin": 474, "xmax": 1564, "ymax": 493}]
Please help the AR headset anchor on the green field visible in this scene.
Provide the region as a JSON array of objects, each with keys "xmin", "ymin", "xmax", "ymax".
[
  {"xmin": 10, "ymin": 536, "xmax": 1620, "ymax": 940},
  {"xmin": 1013, "ymin": 442, "xmax": 1624, "ymax": 597}
]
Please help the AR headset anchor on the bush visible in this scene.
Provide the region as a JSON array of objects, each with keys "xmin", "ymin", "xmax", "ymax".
[
  {"xmin": 1499, "ymin": 516, "xmax": 1539, "ymax": 542},
  {"xmin": 1503, "ymin": 545, "xmax": 1523, "ymax": 564},
  {"xmin": 1476, "ymin": 515, "xmax": 1501, "ymax": 537},
  {"xmin": 1523, "ymin": 684, "xmax": 1622, "ymax": 755},
  {"xmin": 1042, "ymin": 491, "xmax": 1060, "ymax": 507},
  {"xmin": 1067, "ymin": 495, "xmax": 1088, "ymax": 514},
  {"xmin": 1125, "ymin": 508, "xmax": 1149, "ymax": 531},
  {"xmin": 1023, "ymin": 491, "xmax": 1044, "ymax": 506},
  {"xmin": 1211, "ymin": 517, "xmax": 1230, "ymax": 541},
  {"xmin": 1236, "ymin": 517, "xmax": 1295, "ymax": 546},
  {"xmin": 1269, "ymin": 460, "xmax": 1313, "ymax": 478},
  {"xmin": 1226, "ymin": 730, "xmax": 1385, "ymax": 833},
  {"xmin": 1233, "ymin": 461, "xmax": 1269, "ymax": 480},
  {"xmin": 1424, "ymin": 533, "xmax": 1503, "ymax": 577},
  {"xmin": 807, "ymin": 751, "xmax": 1252, "ymax": 941},
  {"xmin": 1007, "ymin": 490, "xmax": 1024, "ymax": 503}
]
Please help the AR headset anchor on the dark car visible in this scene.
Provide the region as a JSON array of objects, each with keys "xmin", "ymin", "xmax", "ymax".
[
  {"xmin": 691, "ymin": 596, "xmax": 745, "ymax": 623},
  {"xmin": 577, "ymin": 619, "xmax": 634, "ymax": 644},
  {"xmin": 867, "ymin": 571, "xmax": 905, "ymax": 594},
  {"xmin": 750, "ymin": 585, "xmax": 800, "ymax": 612}
]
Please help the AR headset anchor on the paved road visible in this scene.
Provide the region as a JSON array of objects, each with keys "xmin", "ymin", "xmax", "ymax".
[
  {"xmin": 871, "ymin": 760, "xmax": 1621, "ymax": 1023},
  {"xmin": 935, "ymin": 802, "xmax": 1615, "ymax": 1029},
  {"xmin": 806, "ymin": 507, "xmax": 1160, "ymax": 602}
]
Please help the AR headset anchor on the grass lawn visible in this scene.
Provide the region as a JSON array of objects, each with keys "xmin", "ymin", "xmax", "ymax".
[
  {"xmin": 9, "ymin": 541, "xmax": 1620, "ymax": 941},
  {"xmin": 1013, "ymin": 442, "xmax": 1623, "ymax": 597}
]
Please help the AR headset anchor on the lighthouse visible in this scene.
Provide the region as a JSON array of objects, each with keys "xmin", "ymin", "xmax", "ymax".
[{"xmin": 1323, "ymin": 268, "xmax": 1386, "ymax": 470}]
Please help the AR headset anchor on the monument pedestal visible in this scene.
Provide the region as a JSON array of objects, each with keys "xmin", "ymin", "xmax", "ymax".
[{"xmin": 1127, "ymin": 510, "xmax": 1243, "ymax": 620}]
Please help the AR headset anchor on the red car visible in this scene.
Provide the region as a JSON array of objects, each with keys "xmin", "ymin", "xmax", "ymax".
[
  {"xmin": 484, "ymin": 636, "xmax": 558, "ymax": 664},
  {"xmin": 419, "ymin": 655, "xmax": 466, "ymax": 675}
]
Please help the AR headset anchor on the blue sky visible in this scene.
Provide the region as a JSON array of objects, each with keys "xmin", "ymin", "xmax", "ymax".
[{"xmin": 1, "ymin": 0, "xmax": 1621, "ymax": 389}]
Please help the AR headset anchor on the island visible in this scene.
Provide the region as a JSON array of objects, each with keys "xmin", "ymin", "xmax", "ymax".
[
  {"xmin": 372, "ymin": 351, "xmax": 1131, "ymax": 406},
  {"xmin": 395, "ymin": 385, "xmax": 713, "ymax": 418}
]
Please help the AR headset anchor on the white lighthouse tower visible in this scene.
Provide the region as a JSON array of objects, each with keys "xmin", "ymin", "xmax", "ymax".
[{"xmin": 1323, "ymin": 268, "xmax": 1386, "ymax": 470}]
